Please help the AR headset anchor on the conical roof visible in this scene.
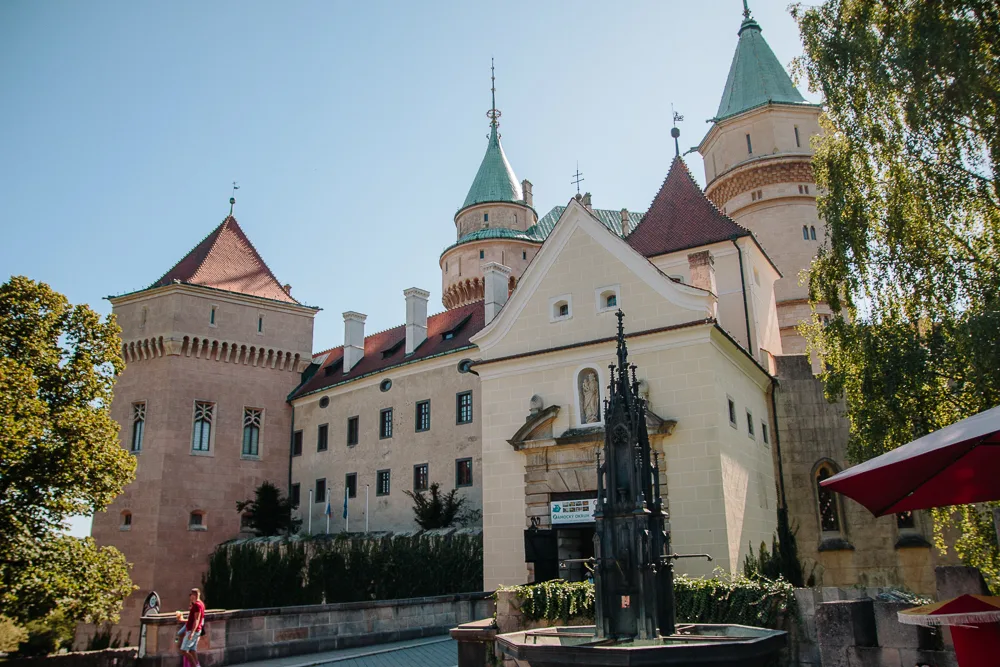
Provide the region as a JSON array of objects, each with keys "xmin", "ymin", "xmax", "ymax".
[
  {"xmin": 713, "ymin": 13, "xmax": 810, "ymax": 122},
  {"xmin": 461, "ymin": 124, "xmax": 523, "ymax": 210},
  {"xmin": 627, "ymin": 156, "xmax": 750, "ymax": 257},
  {"xmin": 151, "ymin": 216, "xmax": 299, "ymax": 304}
]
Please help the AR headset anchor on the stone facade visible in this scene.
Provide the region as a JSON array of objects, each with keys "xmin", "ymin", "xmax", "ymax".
[
  {"xmin": 92, "ymin": 283, "xmax": 316, "ymax": 634},
  {"xmin": 774, "ymin": 355, "xmax": 956, "ymax": 594},
  {"xmin": 441, "ymin": 238, "xmax": 534, "ymax": 309},
  {"xmin": 290, "ymin": 355, "xmax": 482, "ymax": 532}
]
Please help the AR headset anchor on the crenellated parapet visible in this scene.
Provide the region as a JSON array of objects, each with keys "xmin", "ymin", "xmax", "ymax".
[{"xmin": 121, "ymin": 335, "xmax": 306, "ymax": 371}]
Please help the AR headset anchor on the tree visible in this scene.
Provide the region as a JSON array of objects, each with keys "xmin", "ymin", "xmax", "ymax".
[
  {"xmin": 0, "ymin": 277, "xmax": 137, "ymax": 631},
  {"xmin": 793, "ymin": 1, "xmax": 1000, "ymax": 589},
  {"xmin": 404, "ymin": 483, "xmax": 467, "ymax": 530},
  {"xmin": 236, "ymin": 481, "xmax": 301, "ymax": 536}
]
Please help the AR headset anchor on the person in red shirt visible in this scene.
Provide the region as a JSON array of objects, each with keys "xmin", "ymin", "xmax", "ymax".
[{"xmin": 179, "ymin": 588, "xmax": 205, "ymax": 667}]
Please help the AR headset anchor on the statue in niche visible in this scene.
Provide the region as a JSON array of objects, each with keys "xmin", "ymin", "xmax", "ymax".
[{"xmin": 579, "ymin": 369, "xmax": 601, "ymax": 423}]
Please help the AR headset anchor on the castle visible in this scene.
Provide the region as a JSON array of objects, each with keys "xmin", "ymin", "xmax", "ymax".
[{"xmin": 91, "ymin": 5, "xmax": 950, "ymax": 634}]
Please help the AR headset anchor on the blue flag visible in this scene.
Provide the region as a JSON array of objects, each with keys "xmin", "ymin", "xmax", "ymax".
[
  {"xmin": 342, "ymin": 488, "xmax": 348, "ymax": 519},
  {"xmin": 324, "ymin": 496, "xmax": 331, "ymax": 517}
]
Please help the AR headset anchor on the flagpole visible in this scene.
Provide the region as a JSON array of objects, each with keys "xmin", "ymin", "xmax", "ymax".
[
  {"xmin": 325, "ymin": 489, "xmax": 330, "ymax": 534},
  {"xmin": 365, "ymin": 484, "xmax": 369, "ymax": 533},
  {"xmin": 308, "ymin": 489, "xmax": 313, "ymax": 534},
  {"xmin": 345, "ymin": 486, "xmax": 349, "ymax": 532}
]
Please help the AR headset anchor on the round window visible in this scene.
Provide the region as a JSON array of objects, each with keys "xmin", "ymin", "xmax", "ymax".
[
  {"xmin": 319, "ymin": 396, "xmax": 330, "ymax": 408},
  {"xmin": 379, "ymin": 379, "xmax": 392, "ymax": 392},
  {"xmin": 457, "ymin": 359, "xmax": 473, "ymax": 374}
]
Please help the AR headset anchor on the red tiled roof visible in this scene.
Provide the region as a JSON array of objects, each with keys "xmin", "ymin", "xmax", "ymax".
[
  {"xmin": 627, "ymin": 156, "xmax": 750, "ymax": 257},
  {"xmin": 292, "ymin": 301, "xmax": 484, "ymax": 398},
  {"xmin": 151, "ymin": 216, "xmax": 298, "ymax": 304}
]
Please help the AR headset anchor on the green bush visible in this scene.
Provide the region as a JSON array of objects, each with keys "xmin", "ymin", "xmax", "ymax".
[
  {"xmin": 0, "ymin": 615, "xmax": 28, "ymax": 653},
  {"xmin": 498, "ymin": 573, "xmax": 797, "ymax": 630},
  {"xmin": 204, "ymin": 531, "xmax": 483, "ymax": 610},
  {"xmin": 16, "ymin": 610, "xmax": 75, "ymax": 657}
]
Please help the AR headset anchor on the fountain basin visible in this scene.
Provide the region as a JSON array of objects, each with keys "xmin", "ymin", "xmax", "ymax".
[{"xmin": 495, "ymin": 623, "xmax": 786, "ymax": 666}]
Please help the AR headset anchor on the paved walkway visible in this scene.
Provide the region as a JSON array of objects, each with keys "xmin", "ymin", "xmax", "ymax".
[{"xmin": 240, "ymin": 636, "xmax": 457, "ymax": 667}]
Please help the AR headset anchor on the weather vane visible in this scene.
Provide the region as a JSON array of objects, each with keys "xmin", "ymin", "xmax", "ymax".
[
  {"xmin": 671, "ymin": 104, "xmax": 684, "ymax": 157},
  {"xmin": 229, "ymin": 181, "xmax": 239, "ymax": 216},
  {"xmin": 486, "ymin": 58, "xmax": 501, "ymax": 133},
  {"xmin": 571, "ymin": 162, "xmax": 585, "ymax": 195}
]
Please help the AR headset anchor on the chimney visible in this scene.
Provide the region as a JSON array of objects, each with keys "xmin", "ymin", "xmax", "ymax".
[
  {"xmin": 342, "ymin": 311, "xmax": 367, "ymax": 372},
  {"xmin": 581, "ymin": 192, "xmax": 592, "ymax": 211},
  {"xmin": 521, "ymin": 179, "xmax": 533, "ymax": 207},
  {"xmin": 687, "ymin": 250, "xmax": 717, "ymax": 295},
  {"xmin": 403, "ymin": 287, "xmax": 430, "ymax": 354},
  {"xmin": 283, "ymin": 284, "xmax": 292, "ymax": 296},
  {"xmin": 620, "ymin": 208, "xmax": 630, "ymax": 236},
  {"xmin": 483, "ymin": 262, "xmax": 512, "ymax": 325}
]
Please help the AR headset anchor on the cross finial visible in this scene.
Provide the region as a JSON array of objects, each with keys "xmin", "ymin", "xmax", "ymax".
[
  {"xmin": 571, "ymin": 162, "xmax": 585, "ymax": 195},
  {"xmin": 487, "ymin": 58, "xmax": 501, "ymax": 130},
  {"xmin": 743, "ymin": 0, "xmax": 751, "ymax": 19},
  {"xmin": 229, "ymin": 181, "xmax": 240, "ymax": 216}
]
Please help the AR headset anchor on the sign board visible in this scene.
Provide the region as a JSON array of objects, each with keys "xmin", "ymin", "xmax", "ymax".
[{"xmin": 550, "ymin": 498, "xmax": 597, "ymax": 525}]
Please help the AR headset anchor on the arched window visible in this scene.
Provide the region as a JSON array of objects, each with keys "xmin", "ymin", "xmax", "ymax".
[
  {"xmin": 576, "ymin": 367, "xmax": 602, "ymax": 425},
  {"xmin": 802, "ymin": 225, "xmax": 809, "ymax": 240},
  {"xmin": 120, "ymin": 511, "xmax": 132, "ymax": 531},
  {"xmin": 597, "ymin": 287, "xmax": 619, "ymax": 312},
  {"xmin": 810, "ymin": 226, "xmax": 817, "ymax": 240},
  {"xmin": 815, "ymin": 464, "xmax": 841, "ymax": 533}
]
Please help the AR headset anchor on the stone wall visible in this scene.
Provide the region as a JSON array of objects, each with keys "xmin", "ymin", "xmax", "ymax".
[
  {"xmin": 1, "ymin": 648, "xmax": 137, "ymax": 667},
  {"xmin": 138, "ymin": 592, "xmax": 492, "ymax": 667},
  {"xmin": 774, "ymin": 354, "xmax": 955, "ymax": 594}
]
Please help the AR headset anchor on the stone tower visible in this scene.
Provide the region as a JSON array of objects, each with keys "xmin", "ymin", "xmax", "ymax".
[
  {"xmin": 90, "ymin": 215, "xmax": 317, "ymax": 631},
  {"xmin": 698, "ymin": 4, "xmax": 826, "ymax": 354},
  {"xmin": 440, "ymin": 66, "xmax": 540, "ymax": 309}
]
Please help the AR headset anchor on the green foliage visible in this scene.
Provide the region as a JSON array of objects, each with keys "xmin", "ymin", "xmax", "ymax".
[
  {"xmin": 0, "ymin": 277, "xmax": 136, "ymax": 628},
  {"xmin": 236, "ymin": 481, "xmax": 301, "ymax": 536},
  {"xmin": 17, "ymin": 610, "xmax": 76, "ymax": 657},
  {"xmin": 2, "ymin": 535, "xmax": 136, "ymax": 627},
  {"xmin": 500, "ymin": 574, "xmax": 797, "ymax": 630},
  {"xmin": 0, "ymin": 615, "xmax": 28, "ymax": 653},
  {"xmin": 744, "ymin": 509, "xmax": 804, "ymax": 587},
  {"xmin": 203, "ymin": 531, "xmax": 483, "ymax": 610},
  {"xmin": 932, "ymin": 505, "xmax": 1000, "ymax": 593},
  {"xmin": 404, "ymin": 483, "xmax": 467, "ymax": 530},
  {"xmin": 793, "ymin": 1, "xmax": 1000, "ymax": 587},
  {"xmin": 84, "ymin": 623, "xmax": 131, "ymax": 651}
]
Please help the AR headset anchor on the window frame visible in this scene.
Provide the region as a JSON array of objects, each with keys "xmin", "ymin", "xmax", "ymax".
[
  {"xmin": 455, "ymin": 458, "xmax": 473, "ymax": 488},
  {"xmin": 315, "ymin": 478, "xmax": 327, "ymax": 504},
  {"xmin": 415, "ymin": 400, "xmax": 431, "ymax": 432},
  {"xmin": 188, "ymin": 510, "xmax": 207, "ymax": 531},
  {"xmin": 191, "ymin": 400, "xmax": 216, "ymax": 455},
  {"xmin": 794, "ymin": 125, "xmax": 801, "ymax": 148},
  {"xmin": 727, "ymin": 396, "xmax": 737, "ymax": 428},
  {"xmin": 379, "ymin": 408, "xmax": 393, "ymax": 439},
  {"xmin": 746, "ymin": 409, "xmax": 755, "ymax": 440},
  {"xmin": 803, "ymin": 225, "xmax": 810, "ymax": 240},
  {"xmin": 814, "ymin": 462, "xmax": 844, "ymax": 537},
  {"xmin": 746, "ymin": 133, "xmax": 753, "ymax": 154},
  {"xmin": 242, "ymin": 407, "xmax": 263, "ymax": 458},
  {"xmin": 347, "ymin": 416, "xmax": 359, "ymax": 446},
  {"xmin": 291, "ymin": 430, "xmax": 303, "ymax": 457},
  {"xmin": 290, "ymin": 483, "xmax": 301, "ymax": 508},
  {"xmin": 130, "ymin": 401, "xmax": 146, "ymax": 453},
  {"xmin": 761, "ymin": 421, "xmax": 769, "ymax": 445},
  {"xmin": 548, "ymin": 294, "xmax": 573, "ymax": 323},
  {"xmin": 376, "ymin": 469, "xmax": 391, "ymax": 496},
  {"xmin": 456, "ymin": 391, "xmax": 473, "ymax": 425},
  {"xmin": 595, "ymin": 285, "xmax": 620, "ymax": 314},
  {"xmin": 317, "ymin": 423, "xmax": 329, "ymax": 452},
  {"xmin": 413, "ymin": 463, "xmax": 429, "ymax": 492},
  {"xmin": 345, "ymin": 472, "xmax": 357, "ymax": 499},
  {"xmin": 120, "ymin": 510, "xmax": 132, "ymax": 531}
]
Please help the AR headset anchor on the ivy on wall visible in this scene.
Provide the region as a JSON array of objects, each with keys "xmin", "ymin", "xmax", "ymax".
[{"xmin": 203, "ymin": 531, "xmax": 483, "ymax": 610}]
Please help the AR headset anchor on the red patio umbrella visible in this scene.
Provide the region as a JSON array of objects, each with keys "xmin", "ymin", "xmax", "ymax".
[
  {"xmin": 897, "ymin": 595, "xmax": 1000, "ymax": 667},
  {"xmin": 820, "ymin": 405, "xmax": 1000, "ymax": 516}
]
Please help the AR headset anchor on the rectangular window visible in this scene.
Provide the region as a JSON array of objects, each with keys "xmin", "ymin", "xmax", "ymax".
[
  {"xmin": 257, "ymin": 315, "xmax": 264, "ymax": 333},
  {"xmin": 131, "ymin": 402, "xmax": 145, "ymax": 453},
  {"xmin": 762, "ymin": 422, "xmax": 769, "ymax": 445},
  {"xmin": 522, "ymin": 251, "xmax": 527, "ymax": 260},
  {"xmin": 456, "ymin": 458, "xmax": 473, "ymax": 487},
  {"xmin": 794, "ymin": 126, "xmax": 801, "ymax": 148},
  {"xmin": 379, "ymin": 408, "xmax": 393, "ymax": 439},
  {"xmin": 347, "ymin": 416, "xmax": 359, "ymax": 446},
  {"xmin": 896, "ymin": 511, "xmax": 916, "ymax": 530},
  {"xmin": 377, "ymin": 469, "xmax": 391, "ymax": 496},
  {"xmin": 345, "ymin": 472, "xmax": 357, "ymax": 499},
  {"xmin": 242, "ymin": 407, "xmax": 262, "ymax": 456},
  {"xmin": 292, "ymin": 430, "xmax": 303, "ymax": 456},
  {"xmin": 415, "ymin": 400, "xmax": 430, "ymax": 432},
  {"xmin": 192, "ymin": 401, "xmax": 214, "ymax": 452},
  {"xmin": 210, "ymin": 306, "xmax": 216, "ymax": 325},
  {"xmin": 413, "ymin": 463, "xmax": 429, "ymax": 492},
  {"xmin": 317, "ymin": 423, "xmax": 329, "ymax": 451},
  {"xmin": 457, "ymin": 391, "xmax": 473, "ymax": 424},
  {"xmin": 290, "ymin": 483, "xmax": 301, "ymax": 508},
  {"xmin": 315, "ymin": 478, "xmax": 326, "ymax": 503},
  {"xmin": 747, "ymin": 410, "xmax": 755, "ymax": 439},
  {"xmin": 727, "ymin": 397, "xmax": 737, "ymax": 427},
  {"xmin": 479, "ymin": 250, "xmax": 485, "ymax": 259},
  {"xmin": 746, "ymin": 133, "xmax": 753, "ymax": 154}
]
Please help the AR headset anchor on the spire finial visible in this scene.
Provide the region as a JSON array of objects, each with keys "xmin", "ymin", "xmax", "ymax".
[
  {"xmin": 671, "ymin": 105, "xmax": 684, "ymax": 158},
  {"xmin": 229, "ymin": 181, "xmax": 239, "ymax": 216},
  {"xmin": 571, "ymin": 162, "xmax": 585, "ymax": 195},
  {"xmin": 487, "ymin": 58, "xmax": 501, "ymax": 130},
  {"xmin": 743, "ymin": 0, "xmax": 751, "ymax": 19}
]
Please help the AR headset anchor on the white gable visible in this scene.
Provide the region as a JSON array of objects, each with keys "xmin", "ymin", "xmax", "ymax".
[{"xmin": 472, "ymin": 198, "xmax": 716, "ymax": 360}]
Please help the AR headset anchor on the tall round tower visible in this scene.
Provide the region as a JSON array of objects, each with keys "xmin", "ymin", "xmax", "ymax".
[
  {"xmin": 440, "ymin": 65, "xmax": 540, "ymax": 309},
  {"xmin": 698, "ymin": 3, "xmax": 827, "ymax": 354}
]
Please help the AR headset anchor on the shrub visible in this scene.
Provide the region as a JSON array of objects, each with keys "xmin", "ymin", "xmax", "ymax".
[{"xmin": 0, "ymin": 615, "xmax": 28, "ymax": 653}]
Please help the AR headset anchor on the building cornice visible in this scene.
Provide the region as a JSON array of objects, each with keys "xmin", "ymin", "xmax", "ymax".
[{"xmin": 108, "ymin": 283, "xmax": 320, "ymax": 316}]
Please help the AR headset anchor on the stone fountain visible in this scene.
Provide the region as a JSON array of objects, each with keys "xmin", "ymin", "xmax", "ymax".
[{"xmin": 495, "ymin": 311, "xmax": 786, "ymax": 667}]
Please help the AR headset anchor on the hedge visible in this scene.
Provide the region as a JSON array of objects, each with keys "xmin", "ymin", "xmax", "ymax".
[{"xmin": 203, "ymin": 529, "xmax": 483, "ymax": 610}]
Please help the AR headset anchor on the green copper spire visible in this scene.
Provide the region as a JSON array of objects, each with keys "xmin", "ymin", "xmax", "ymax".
[
  {"xmin": 461, "ymin": 61, "xmax": 523, "ymax": 210},
  {"xmin": 713, "ymin": 2, "xmax": 811, "ymax": 122}
]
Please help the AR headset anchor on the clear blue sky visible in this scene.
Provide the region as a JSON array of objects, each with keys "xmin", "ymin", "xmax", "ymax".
[{"xmin": 0, "ymin": 1, "xmax": 817, "ymax": 536}]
